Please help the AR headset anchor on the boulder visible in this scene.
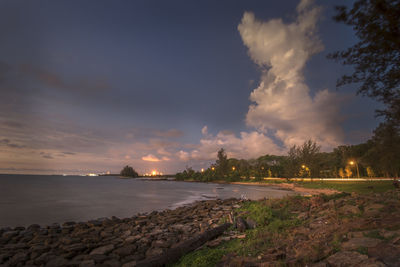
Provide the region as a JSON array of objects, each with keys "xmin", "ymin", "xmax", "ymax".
[
  {"xmin": 236, "ymin": 217, "xmax": 247, "ymax": 232},
  {"xmin": 45, "ymin": 256, "xmax": 68, "ymax": 267},
  {"xmin": 246, "ymin": 218, "xmax": 257, "ymax": 229},
  {"xmin": 341, "ymin": 237, "xmax": 381, "ymax": 250},
  {"xmin": 368, "ymin": 243, "xmax": 400, "ymax": 266},
  {"xmin": 79, "ymin": 259, "xmax": 95, "ymax": 266},
  {"xmin": 90, "ymin": 244, "xmax": 114, "ymax": 255},
  {"xmin": 326, "ymin": 251, "xmax": 368, "ymax": 266},
  {"xmin": 340, "ymin": 205, "xmax": 360, "ymax": 215}
]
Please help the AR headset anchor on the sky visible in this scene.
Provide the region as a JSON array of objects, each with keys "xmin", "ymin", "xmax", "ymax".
[{"xmin": 0, "ymin": 0, "xmax": 382, "ymax": 175}]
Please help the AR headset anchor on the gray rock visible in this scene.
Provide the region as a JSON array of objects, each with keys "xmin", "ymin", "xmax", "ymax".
[
  {"xmin": 326, "ymin": 251, "xmax": 368, "ymax": 266},
  {"xmin": 45, "ymin": 256, "xmax": 68, "ymax": 267},
  {"xmin": 0, "ymin": 253, "xmax": 10, "ymax": 264},
  {"xmin": 341, "ymin": 237, "xmax": 381, "ymax": 250},
  {"xmin": 79, "ymin": 259, "xmax": 96, "ymax": 266},
  {"xmin": 340, "ymin": 205, "xmax": 360, "ymax": 215},
  {"xmin": 122, "ymin": 261, "xmax": 137, "ymax": 267},
  {"xmin": 368, "ymin": 243, "xmax": 400, "ymax": 266},
  {"xmin": 125, "ymin": 235, "xmax": 141, "ymax": 243},
  {"xmin": 236, "ymin": 217, "xmax": 247, "ymax": 232},
  {"xmin": 113, "ymin": 244, "xmax": 136, "ymax": 257},
  {"xmin": 8, "ymin": 251, "xmax": 29, "ymax": 265},
  {"xmin": 64, "ymin": 243, "xmax": 87, "ymax": 252},
  {"xmin": 89, "ymin": 254, "xmax": 110, "ymax": 263},
  {"xmin": 246, "ymin": 218, "xmax": 257, "ymax": 229},
  {"xmin": 90, "ymin": 244, "xmax": 114, "ymax": 255},
  {"xmin": 2, "ymin": 230, "xmax": 19, "ymax": 239},
  {"xmin": 27, "ymin": 224, "xmax": 41, "ymax": 231},
  {"xmin": 145, "ymin": 247, "xmax": 164, "ymax": 257},
  {"xmin": 152, "ymin": 239, "xmax": 172, "ymax": 248}
]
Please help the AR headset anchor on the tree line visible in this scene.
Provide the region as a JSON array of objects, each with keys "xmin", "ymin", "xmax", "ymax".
[{"xmin": 176, "ymin": 135, "xmax": 400, "ymax": 181}]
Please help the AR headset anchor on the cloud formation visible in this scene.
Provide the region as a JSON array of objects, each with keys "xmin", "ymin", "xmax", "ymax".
[
  {"xmin": 141, "ymin": 154, "xmax": 170, "ymax": 162},
  {"xmin": 178, "ymin": 0, "xmax": 344, "ymax": 163},
  {"xmin": 177, "ymin": 126, "xmax": 284, "ymax": 162},
  {"xmin": 238, "ymin": 0, "xmax": 344, "ymax": 150}
]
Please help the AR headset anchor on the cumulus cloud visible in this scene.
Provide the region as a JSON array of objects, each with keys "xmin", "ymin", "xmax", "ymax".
[
  {"xmin": 178, "ymin": 127, "xmax": 284, "ymax": 161},
  {"xmin": 178, "ymin": 150, "xmax": 190, "ymax": 161},
  {"xmin": 238, "ymin": 0, "xmax": 344, "ymax": 150},
  {"xmin": 179, "ymin": 0, "xmax": 344, "ymax": 163}
]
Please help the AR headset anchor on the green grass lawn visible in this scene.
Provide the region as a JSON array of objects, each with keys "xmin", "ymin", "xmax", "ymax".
[{"xmin": 297, "ymin": 180, "xmax": 395, "ymax": 194}]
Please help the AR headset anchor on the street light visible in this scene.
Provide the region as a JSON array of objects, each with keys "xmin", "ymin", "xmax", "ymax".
[
  {"xmin": 232, "ymin": 166, "xmax": 236, "ymax": 171},
  {"xmin": 301, "ymin": 164, "xmax": 310, "ymax": 178},
  {"xmin": 349, "ymin": 160, "xmax": 360, "ymax": 178}
]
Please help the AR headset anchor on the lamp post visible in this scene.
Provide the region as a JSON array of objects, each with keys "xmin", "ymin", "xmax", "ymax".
[
  {"xmin": 301, "ymin": 165, "xmax": 310, "ymax": 178},
  {"xmin": 349, "ymin": 160, "xmax": 360, "ymax": 178}
]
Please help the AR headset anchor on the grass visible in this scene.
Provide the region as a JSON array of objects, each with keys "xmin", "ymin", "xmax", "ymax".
[
  {"xmin": 297, "ymin": 180, "xmax": 394, "ymax": 194},
  {"xmin": 172, "ymin": 198, "xmax": 304, "ymax": 267}
]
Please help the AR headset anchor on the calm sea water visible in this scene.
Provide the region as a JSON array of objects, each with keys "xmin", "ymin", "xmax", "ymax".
[{"xmin": 0, "ymin": 174, "xmax": 294, "ymax": 227}]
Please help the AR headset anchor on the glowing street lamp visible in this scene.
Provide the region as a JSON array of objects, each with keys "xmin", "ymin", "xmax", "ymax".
[
  {"xmin": 301, "ymin": 164, "xmax": 310, "ymax": 178},
  {"xmin": 349, "ymin": 160, "xmax": 360, "ymax": 178},
  {"xmin": 201, "ymin": 168, "xmax": 204, "ymax": 173},
  {"xmin": 211, "ymin": 167, "xmax": 215, "ymax": 171},
  {"xmin": 232, "ymin": 166, "xmax": 236, "ymax": 171}
]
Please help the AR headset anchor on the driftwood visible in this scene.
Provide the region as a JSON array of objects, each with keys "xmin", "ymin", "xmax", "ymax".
[{"xmin": 136, "ymin": 223, "xmax": 231, "ymax": 267}]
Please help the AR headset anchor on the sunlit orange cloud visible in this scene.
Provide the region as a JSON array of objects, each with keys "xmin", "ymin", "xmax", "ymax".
[{"xmin": 141, "ymin": 154, "xmax": 161, "ymax": 162}]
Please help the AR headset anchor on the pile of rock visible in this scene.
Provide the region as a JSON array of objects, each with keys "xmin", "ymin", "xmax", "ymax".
[
  {"xmin": 0, "ymin": 198, "xmax": 242, "ymax": 266},
  {"xmin": 220, "ymin": 189, "xmax": 400, "ymax": 267}
]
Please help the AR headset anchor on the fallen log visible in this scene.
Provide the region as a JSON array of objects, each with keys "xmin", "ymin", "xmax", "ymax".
[{"xmin": 135, "ymin": 223, "xmax": 231, "ymax": 267}]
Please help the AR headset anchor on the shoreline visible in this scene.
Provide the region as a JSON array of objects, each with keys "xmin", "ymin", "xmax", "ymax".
[
  {"xmin": 1, "ymin": 187, "xmax": 398, "ymax": 266},
  {"xmin": 171, "ymin": 179, "xmax": 340, "ymax": 196},
  {"xmin": 0, "ymin": 198, "xmax": 243, "ymax": 266}
]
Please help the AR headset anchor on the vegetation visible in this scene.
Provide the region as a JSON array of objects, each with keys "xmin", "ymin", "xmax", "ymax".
[
  {"xmin": 173, "ymin": 196, "xmax": 304, "ymax": 267},
  {"xmin": 176, "ymin": 137, "xmax": 400, "ymax": 181},
  {"xmin": 328, "ymin": 0, "xmax": 400, "ymax": 178},
  {"xmin": 172, "ymin": 189, "xmax": 400, "ymax": 266},
  {"xmin": 120, "ymin": 165, "xmax": 139, "ymax": 178},
  {"xmin": 329, "ymin": 0, "xmax": 400, "ymax": 124}
]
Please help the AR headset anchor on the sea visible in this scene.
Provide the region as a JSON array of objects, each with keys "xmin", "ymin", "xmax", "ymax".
[{"xmin": 0, "ymin": 174, "xmax": 295, "ymax": 227}]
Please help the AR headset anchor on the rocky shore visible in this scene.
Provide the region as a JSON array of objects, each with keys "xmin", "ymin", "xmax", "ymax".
[
  {"xmin": 0, "ymin": 198, "xmax": 242, "ymax": 267},
  {"xmin": 2, "ymin": 188, "xmax": 400, "ymax": 267}
]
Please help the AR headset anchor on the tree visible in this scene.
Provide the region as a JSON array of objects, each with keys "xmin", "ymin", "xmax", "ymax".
[
  {"xmin": 366, "ymin": 166, "xmax": 375, "ymax": 178},
  {"xmin": 363, "ymin": 122, "xmax": 400, "ymax": 177},
  {"xmin": 345, "ymin": 166, "xmax": 353, "ymax": 178},
  {"xmin": 329, "ymin": 0, "xmax": 400, "ymax": 123},
  {"xmin": 120, "ymin": 165, "xmax": 139, "ymax": 178},
  {"xmin": 339, "ymin": 168, "xmax": 345, "ymax": 179},
  {"xmin": 216, "ymin": 148, "xmax": 229, "ymax": 177},
  {"xmin": 285, "ymin": 140, "xmax": 321, "ymax": 178}
]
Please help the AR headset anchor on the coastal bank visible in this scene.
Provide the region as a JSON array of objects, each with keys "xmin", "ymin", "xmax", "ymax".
[{"xmin": 1, "ymin": 184, "xmax": 399, "ymax": 266}]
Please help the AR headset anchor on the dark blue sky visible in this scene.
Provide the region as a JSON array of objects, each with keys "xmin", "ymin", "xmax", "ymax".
[{"xmin": 0, "ymin": 0, "xmax": 382, "ymax": 174}]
